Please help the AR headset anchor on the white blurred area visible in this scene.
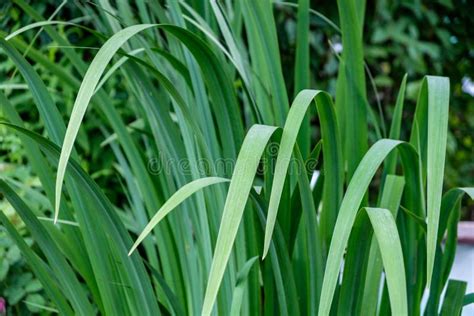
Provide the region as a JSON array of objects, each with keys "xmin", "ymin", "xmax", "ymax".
[{"xmin": 451, "ymin": 244, "xmax": 474, "ymax": 315}]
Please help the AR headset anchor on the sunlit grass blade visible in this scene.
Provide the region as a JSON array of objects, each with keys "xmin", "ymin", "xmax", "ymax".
[
  {"xmin": 54, "ymin": 24, "xmax": 157, "ymax": 223},
  {"xmin": 5, "ymin": 21, "xmax": 81, "ymax": 40},
  {"xmin": 318, "ymin": 139, "xmax": 421, "ymax": 315},
  {"xmin": 128, "ymin": 177, "xmax": 230, "ymax": 255},
  {"xmin": 364, "ymin": 207, "xmax": 407, "ymax": 316},
  {"xmin": 2, "ymin": 2, "xmax": 468, "ymax": 315},
  {"xmin": 424, "ymin": 76, "xmax": 450, "ymax": 287},
  {"xmin": 361, "ymin": 175, "xmax": 405, "ymax": 315},
  {"xmin": 263, "ymin": 90, "xmax": 343, "ymax": 258},
  {"xmin": 202, "ymin": 124, "xmax": 279, "ymax": 316}
]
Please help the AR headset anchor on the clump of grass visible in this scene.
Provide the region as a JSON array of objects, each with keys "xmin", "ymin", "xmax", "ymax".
[{"xmin": 0, "ymin": 1, "xmax": 472, "ymax": 315}]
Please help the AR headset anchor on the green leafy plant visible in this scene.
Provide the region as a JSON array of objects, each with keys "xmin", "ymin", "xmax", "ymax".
[{"xmin": 0, "ymin": 0, "xmax": 472, "ymax": 315}]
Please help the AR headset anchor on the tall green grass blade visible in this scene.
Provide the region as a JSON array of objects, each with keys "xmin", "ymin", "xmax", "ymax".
[
  {"xmin": 336, "ymin": 0, "xmax": 368, "ymax": 181},
  {"xmin": 202, "ymin": 124, "xmax": 278, "ymax": 316},
  {"xmin": 209, "ymin": 0, "xmax": 249, "ymax": 85},
  {"xmin": 318, "ymin": 139, "xmax": 421, "ymax": 315},
  {"xmin": 293, "ymin": 0, "xmax": 310, "ymax": 157},
  {"xmin": 336, "ymin": 210, "xmax": 372, "ymax": 314},
  {"xmin": 361, "ymin": 175, "xmax": 405, "ymax": 315},
  {"xmin": 423, "ymin": 76, "xmax": 450, "ymax": 287},
  {"xmin": 409, "ymin": 76, "xmax": 450, "ymax": 288},
  {"xmin": 364, "ymin": 207, "xmax": 407, "ymax": 316},
  {"xmin": 263, "ymin": 90, "xmax": 343, "ymax": 258},
  {"xmin": 241, "ymin": 0, "xmax": 289, "ymax": 125},
  {"xmin": 294, "ymin": 146, "xmax": 323, "ymax": 314}
]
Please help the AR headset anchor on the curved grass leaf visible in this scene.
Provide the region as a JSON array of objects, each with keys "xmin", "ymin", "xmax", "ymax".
[
  {"xmin": 202, "ymin": 124, "xmax": 279, "ymax": 315},
  {"xmin": 241, "ymin": 0, "xmax": 289, "ymax": 125},
  {"xmin": 128, "ymin": 177, "xmax": 230, "ymax": 255},
  {"xmin": 318, "ymin": 139, "xmax": 421, "ymax": 316},
  {"xmin": 54, "ymin": 24, "xmax": 157, "ymax": 223},
  {"xmin": 6, "ymin": 21, "xmax": 81, "ymax": 40},
  {"xmin": 263, "ymin": 89, "xmax": 343, "ymax": 258},
  {"xmin": 364, "ymin": 207, "xmax": 407, "ymax": 316},
  {"xmin": 54, "ymin": 22, "xmax": 247, "ymax": 223},
  {"xmin": 361, "ymin": 175, "xmax": 405, "ymax": 315}
]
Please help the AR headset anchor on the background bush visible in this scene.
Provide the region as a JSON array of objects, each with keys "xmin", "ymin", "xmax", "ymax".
[{"xmin": 0, "ymin": 0, "xmax": 472, "ymax": 315}]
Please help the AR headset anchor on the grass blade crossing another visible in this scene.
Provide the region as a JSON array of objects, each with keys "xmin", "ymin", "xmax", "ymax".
[
  {"xmin": 364, "ymin": 207, "xmax": 408, "ymax": 316},
  {"xmin": 202, "ymin": 124, "xmax": 279, "ymax": 316},
  {"xmin": 128, "ymin": 177, "xmax": 230, "ymax": 256},
  {"xmin": 263, "ymin": 90, "xmax": 343, "ymax": 258}
]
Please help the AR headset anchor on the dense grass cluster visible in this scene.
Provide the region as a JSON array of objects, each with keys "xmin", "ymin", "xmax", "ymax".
[{"xmin": 0, "ymin": 0, "xmax": 473, "ymax": 315}]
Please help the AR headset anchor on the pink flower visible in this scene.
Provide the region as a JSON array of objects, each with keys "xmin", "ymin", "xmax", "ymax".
[{"xmin": 0, "ymin": 297, "xmax": 5, "ymax": 314}]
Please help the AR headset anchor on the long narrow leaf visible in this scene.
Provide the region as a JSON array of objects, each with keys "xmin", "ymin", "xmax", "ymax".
[
  {"xmin": 202, "ymin": 124, "xmax": 279, "ymax": 315},
  {"xmin": 364, "ymin": 207, "xmax": 408, "ymax": 316},
  {"xmin": 263, "ymin": 90, "xmax": 343, "ymax": 258}
]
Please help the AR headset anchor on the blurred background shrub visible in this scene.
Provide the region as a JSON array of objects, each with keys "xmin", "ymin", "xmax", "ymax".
[{"xmin": 0, "ymin": 0, "xmax": 472, "ymax": 312}]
